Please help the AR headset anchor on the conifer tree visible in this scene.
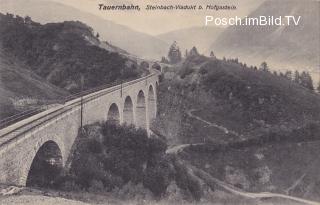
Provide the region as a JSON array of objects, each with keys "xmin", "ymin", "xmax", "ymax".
[
  {"xmin": 167, "ymin": 41, "xmax": 182, "ymax": 64},
  {"xmin": 185, "ymin": 49, "xmax": 188, "ymax": 58},
  {"xmin": 259, "ymin": 62, "xmax": 269, "ymax": 72},
  {"xmin": 284, "ymin": 71, "xmax": 292, "ymax": 81},
  {"xmin": 210, "ymin": 51, "xmax": 215, "ymax": 58},
  {"xmin": 294, "ymin": 70, "xmax": 300, "ymax": 84},
  {"xmin": 189, "ymin": 46, "xmax": 199, "ymax": 56},
  {"xmin": 300, "ymin": 71, "xmax": 314, "ymax": 90}
]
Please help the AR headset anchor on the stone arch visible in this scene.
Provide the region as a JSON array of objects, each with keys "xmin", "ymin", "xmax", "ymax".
[
  {"xmin": 148, "ymin": 84, "xmax": 157, "ymax": 121},
  {"xmin": 123, "ymin": 96, "xmax": 134, "ymax": 125},
  {"xmin": 136, "ymin": 90, "xmax": 146, "ymax": 128},
  {"xmin": 107, "ymin": 103, "xmax": 120, "ymax": 124},
  {"xmin": 26, "ymin": 140, "xmax": 63, "ymax": 187}
]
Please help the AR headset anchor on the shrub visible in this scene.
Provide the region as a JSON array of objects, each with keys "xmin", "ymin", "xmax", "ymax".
[
  {"xmin": 173, "ymin": 159, "xmax": 203, "ymax": 201},
  {"xmin": 152, "ymin": 62, "xmax": 161, "ymax": 71},
  {"xmin": 113, "ymin": 182, "xmax": 153, "ymax": 201},
  {"xmin": 70, "ymin": 154, "xmax": 105, "ymax": 189},
  {"xmin": 143, "ymin": 156, "xmax": 174, "ymax": 197},
  {"xmin": 53, "ymin": 122, "xmax": 215, "ymax": 200},
  {"xmin": 148, "ymin": 137, "xmax": 167, "ymax": 154},
  {"xmin": 140, "ymin": 61, "xmax": 149, "ymax": 70},
  {"xmin": 64, "ymin": 122, "xmax": 174, "ymax": 195},
  {"xmin": 87, "ymin": 139, "xmax": 103, "ymax": 154},
  {"xmin": 88, "ymin": 179, "xmax": 104, "ymax": 193},
  {"xmin": 53, "ymin": 174, "xmax": 80, "ymax": 191},
  {"xmin": 179, "ymin": 66, "xmax": 194, "ymax": 79},
  {"xmin": 199, "ymin": 67, "xmax": 208, "ymax": 75},
  {"xmin": 60, "ymin": 180, "xmax": 81, "ymax": 192}
]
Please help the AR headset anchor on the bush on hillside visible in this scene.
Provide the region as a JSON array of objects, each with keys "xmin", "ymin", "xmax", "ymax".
[
  {"xmin": 152, "ymin": 62, "xmax": 161, "ymax": 71},
  {"xmin": 51, "ymin": 122, "xmax": 205, "ymax": 200},
  {"xmin": 54, "ymin": 122, "xmax": 175, "ymax": 197},
  {"xmin": 143, "ymin": 155, "xmax": 174, "ymax": 197},
  {"xmin": 173, "ymin": 158, "xmax": 203, "ymax": 201}
]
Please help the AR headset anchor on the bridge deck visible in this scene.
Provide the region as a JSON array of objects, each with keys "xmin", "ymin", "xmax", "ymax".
[{"xmin": 0, "ymin": 73, "xmax": 157, "ymax": 150}]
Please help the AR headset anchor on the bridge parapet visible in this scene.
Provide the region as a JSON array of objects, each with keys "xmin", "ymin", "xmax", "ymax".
[{"xmin": 0, "ymin": 72, "xmax": 159, "ymax": 186}]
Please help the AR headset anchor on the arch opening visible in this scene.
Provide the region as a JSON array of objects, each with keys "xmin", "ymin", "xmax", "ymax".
[
  {"xmin": 26, "ymin": 140, "xmax": 63, "ymax": 188},
  {"xmin": 136, "ymin": 90, "xmax": 146, "ymax": 128},
  {"xmin": 107, "ymin": 103, "xmax": 120, "ymax": 124},
  {"xmin": 148, "ymin": 85, "xmax": 156, "ymax": 121},
  {"xmin": 123, "ymin": 96, "xmax": 134, "ymax": 125}
]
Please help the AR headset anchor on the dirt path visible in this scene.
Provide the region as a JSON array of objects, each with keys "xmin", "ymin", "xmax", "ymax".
[
  {"xmin": 189, "ymin": 164, "xmax": 320, "ymax": 205},
  {"xmin": 177, "ymin": 109, "xmax": 320, "ymax": 205},
  {"xmin": 285, "ymin": 173, "xmax": 307, "ymax": 195},
  {"xmin": 166, "ymin": 143, "xmax": 204, "ymax": 154},
  {"xmin": 166, "ymin": 144, "xmax": 191, "ymax": 154},
  {"xmin": 187, "ymin": 109, "xmax": 243, "ymax": 139},
  {"xmin": 165, "ymin": 108, "xmax": 242, "ymax": 155}
]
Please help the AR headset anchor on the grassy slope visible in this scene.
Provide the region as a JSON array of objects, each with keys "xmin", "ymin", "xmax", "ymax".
[
  {"xmin": 154, "ymin": 55, "xmax": 320, "ymax": 201},
  {"xmin": 182, "ymin": 140, "xmax": 320, "ymax": 202},
  {"xmin": 0, "ymin": 47, "xmax": 68, "ymax": 119},
  {"xmin": 155, "ymin": 55, "xmax": 320, "ymax": 144},
  {"xmin": 0, "ymin": 0, "xmax": 169, "ymax": 59},
  {"xmin": 0, "ymin": 13, "xmax": 148, "ymax": 119},
  {"xmin": 0, "ymin": 13, "xmax": 145, "ymax": 93},
  {"xmin": 198, "ymin": 59, "xmax": 320, "ymax": 129}
]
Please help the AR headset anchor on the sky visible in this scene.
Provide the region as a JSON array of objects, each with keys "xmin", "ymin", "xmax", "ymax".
[{"xmin": 49, "ymin": 0, "xmax": 264, "ymax": 35}]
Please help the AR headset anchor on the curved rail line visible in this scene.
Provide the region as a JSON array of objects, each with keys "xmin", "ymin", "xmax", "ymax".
[
  {"xmin": 0, "ymin": 76, "xmax": 139, "ymax": 129},
  {"xmin": 0, "ymin": 73, "xmax": 156, "ymax": 150}
]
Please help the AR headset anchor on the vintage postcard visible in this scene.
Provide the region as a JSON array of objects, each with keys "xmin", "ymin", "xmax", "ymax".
[{"xmin": 0, "ymin": 0, "xmax": 319, "ymax": 204}]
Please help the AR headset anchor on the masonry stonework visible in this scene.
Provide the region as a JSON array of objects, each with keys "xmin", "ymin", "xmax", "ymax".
[{"xmin": 0, "ymin": 74, "xmax": 159, "ymax": 186}]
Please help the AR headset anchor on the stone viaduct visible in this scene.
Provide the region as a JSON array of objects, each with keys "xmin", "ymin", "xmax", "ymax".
[{"xmin": 0, "ymin": 72, "xmax": 159, "ymax": 186}]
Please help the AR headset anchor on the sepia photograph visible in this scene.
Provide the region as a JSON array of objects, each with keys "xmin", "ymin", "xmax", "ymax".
[{"xmin": 0, "ymin": 0, "xmax": 319, "ymax": 204}]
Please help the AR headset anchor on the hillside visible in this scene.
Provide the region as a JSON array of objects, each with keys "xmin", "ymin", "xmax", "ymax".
[
  {"xmin": 0, "ymin": 13, "xmax": 145, "ymax": 93},
  {"xmin": 155, "ymin": 55, "xmax": 320, "ymax": 144},
  {"xmin": 99, "ymin": 41, "xmax": 129, "ymax": 56},
  {"xmin": 0, "ymin": 0, "xmax": 168, "ymax": 60},
  {"xmin": 21, "ymin": 122, "xmax": 304, "ymax": 205},
  {"xmin": 183, "ymin": 138, "xmax": 320, "ymax": 202},
  {"xmin": 157, "ymin": 26, "xmax": 223, "ymax": 55},
  {"xmin": 210, "ymin": 0, "xmax": 320, "ymax": 75},
  {"xmin": 153, "ymin": 54, "xmax": 320, "ymax": 202},
  {"xmin": 0, "ymin": 46, "xmax": 68, "ymax": 120}
]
